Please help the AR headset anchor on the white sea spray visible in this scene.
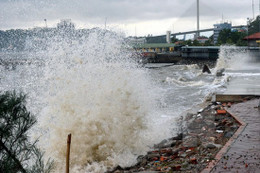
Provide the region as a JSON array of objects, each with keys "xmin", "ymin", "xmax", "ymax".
[{"xmin": 32, "ymin": 30, "xmax": 169, "ymax": 172}]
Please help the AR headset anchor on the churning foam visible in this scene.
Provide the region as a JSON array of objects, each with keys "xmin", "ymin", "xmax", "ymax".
[{"xmin": 33, "ymin": 30, "xmax": 168, "ymax": 172}]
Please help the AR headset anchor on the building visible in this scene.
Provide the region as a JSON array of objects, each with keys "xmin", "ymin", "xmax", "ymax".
[
  {"xmin": 57, "ymin": 19, "xmax": 75, "ymax": 30},
  {"xmin": 126, "ymin": 37, "xmax": 146, "ymax": 46},
  {"xmin": 244, "ymin": 32, "xmax": 260, "ymax": 47},
  {"xmin": 213, "ymin": 22, "xmax": 232, "ymax": 44},
  {"xmin": 134, "ymin": 43, "xmax": 175, "ymax": 53},
  {"xmin": 196, "ymin": 36, "xmax": 209, "ymax": 44},
  {"xmin": 166, "ymin": 31, "xmax": 171, "ymax": 43}
]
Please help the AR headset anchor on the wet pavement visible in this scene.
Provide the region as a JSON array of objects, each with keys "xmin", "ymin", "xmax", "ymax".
[
  {"xmin": 223, "ymin": 76, "xmax": 260, "ymax": 96},
  {"xmin": 211, "ymin": 98, "xmax": 260, "ymax": 173}
]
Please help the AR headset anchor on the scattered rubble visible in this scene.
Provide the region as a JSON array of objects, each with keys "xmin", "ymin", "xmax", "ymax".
[{"xmin": 108, "ymin": 101, "xmax": 240, "ymax": 173}]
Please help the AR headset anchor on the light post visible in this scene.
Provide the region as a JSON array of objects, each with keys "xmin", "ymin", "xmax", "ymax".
[{"xmin": 247, "ymin": 18, "xmax": 250, "ymax": 48}]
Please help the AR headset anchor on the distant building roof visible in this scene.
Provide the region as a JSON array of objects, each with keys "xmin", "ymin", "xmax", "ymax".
[
  {"xmin": 134, "ymin": 43, "xmax": 175, "ymax": 48},
  {"xmin": 244, "ymin": 32, "xmax": 260, "ymax": 40}
]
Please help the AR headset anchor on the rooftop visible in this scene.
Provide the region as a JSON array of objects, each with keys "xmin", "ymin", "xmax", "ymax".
[
  {"xmin": 134, "ymin": 43, "xmax": 175, "ymax": 48},
  {"xmin": 244, "ymin": 32, "xmax": 260, "ymax": 40}
]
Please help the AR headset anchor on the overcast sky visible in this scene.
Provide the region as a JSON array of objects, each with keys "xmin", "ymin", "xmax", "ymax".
[{"xmin": 0, "ymin": 0, "xmax": 259, "ymax": 36}]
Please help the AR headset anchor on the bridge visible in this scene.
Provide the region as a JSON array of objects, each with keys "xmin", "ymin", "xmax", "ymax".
[{"xmin": 148, "ymin": 25, "xmax": 247, "ymax": 39}]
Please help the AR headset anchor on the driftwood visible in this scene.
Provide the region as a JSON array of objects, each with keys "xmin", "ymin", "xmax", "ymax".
[{"xmin": 66, "ymin": 134, "xmax": 72, "ymax": 173}]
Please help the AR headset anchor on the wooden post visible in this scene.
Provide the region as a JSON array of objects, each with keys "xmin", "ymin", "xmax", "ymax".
[{"xmin": 66, "ymin": 134, "xmax": 71, "ymax": 173}]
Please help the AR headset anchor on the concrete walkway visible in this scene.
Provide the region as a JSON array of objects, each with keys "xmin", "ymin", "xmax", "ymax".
[
  {"xmin": 223, "ymin": 76, "xmax": 260, "ymax": 96},
  {"xmin": 211, "ymin": 98, "xmax": 260, "ymax": 173},
  {"xmin": 215, "ymin": 75, "xmax": 260, "ymax": 102}
]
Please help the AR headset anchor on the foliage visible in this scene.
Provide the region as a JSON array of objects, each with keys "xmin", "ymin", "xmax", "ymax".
[
  {"xmin": 0, "ymin": 91, "xmax": 54, "ymax": 173},
  {"xmin": 192, "ymin": 39, "xmax": 201, "ymax": 46},
  {"xmin": 182, "ymin": 39, "xmax": 193, "ymax": 46},
  {"xmin": 171, "ymin": 37, "xmax": 179, "ymax": 43},
  {"xmin": 248, "ymin": 15, "xmax": 260, "ymax": 35},
  {"xmin": 204, "ymin": 35, "xmax": 214, "ymax": 46},
  {"xmin": 217, "ymin": 29, "xmax": 247, "ymax": 46}
]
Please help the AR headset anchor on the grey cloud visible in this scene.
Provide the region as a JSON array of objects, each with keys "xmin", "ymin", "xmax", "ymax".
[{"xmin": 0, "ymin": 0, "xmax": 255, "ymax": 30}]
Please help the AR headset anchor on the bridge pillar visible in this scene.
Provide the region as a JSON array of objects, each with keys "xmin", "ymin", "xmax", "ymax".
[{"xmin": 197, "ymin": 0, "xmax": 200, "ymax": 37}]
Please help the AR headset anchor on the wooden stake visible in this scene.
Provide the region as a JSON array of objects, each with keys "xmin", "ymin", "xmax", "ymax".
[{"xmin": 66, "ymin": 134, "xmax": 71, "ymax": 173}]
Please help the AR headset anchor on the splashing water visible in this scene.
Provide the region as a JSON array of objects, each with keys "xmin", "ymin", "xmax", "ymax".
[
  {"xmin": 213, "ymin": 45, "xmax": 260, "ymax": 91},
  {"xmin": 215, "ymin": 45, "xmax": 260, "ymax": 72},
  {"xmin": 27, "ymin": 30, "xmax": 170, "ymax": 172}
]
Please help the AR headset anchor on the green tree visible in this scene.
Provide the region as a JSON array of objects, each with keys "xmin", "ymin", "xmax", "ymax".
[
  {"xmin": 217, "ymin": 29, "xmax": 247, "ymax": 46},
  {"xmin": 203, "ymin": 35, "xmax": 213, "ymax": 46},
  {"xmin": 183, "ymin": 39, "xmax": 192, "ymax": 46},
  {"xmin": 171, "ymin": 36, "xmax": 179, "ymax": 43},
  {"xmin": 248, "ymin": 15, "xmax": 260, "ymax": 35},
  {"xmin": 192, "ymin": 39, "xmax": 201, "ymax": 46},
  {"xmin": 0, "ymin": 91, "xmax": 54, "ymax": 173}
]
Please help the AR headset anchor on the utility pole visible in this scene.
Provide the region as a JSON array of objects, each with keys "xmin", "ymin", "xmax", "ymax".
[
  {"xmin": 197, "ymin": 0, "xmax": 200, "ymax": 38},
  {"xmin": 44, "ymin": 19, "xmax": 47, "ymax": 28}
]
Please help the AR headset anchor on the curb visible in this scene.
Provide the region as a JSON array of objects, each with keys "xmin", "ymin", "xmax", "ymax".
[{"xmin": 200, "ymin": 108, "xmax": 247, "ymax": 173}]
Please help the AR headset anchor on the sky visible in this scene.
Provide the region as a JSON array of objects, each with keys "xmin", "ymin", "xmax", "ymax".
[{"xmin": 0, "ymin": 0, "xmax": 259, "ymax": 37}]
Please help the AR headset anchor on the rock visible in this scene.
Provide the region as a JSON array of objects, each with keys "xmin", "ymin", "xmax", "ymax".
[
  {"xmin": 204, "ymin": 120, "xmax": 215, "ymax": 128},
  {"xmin": 188, "ymin": 120, "xmax": 203, "ymax": 130},
  {"xmin": 230, "ymin": 125, "xmax": 239, "ymax": 131},
  {"xmin": 160, "ymin": 148, "xmax": 173, "ymax": 156},
  {"xmin": 137, "ymin": 155, "xmax": 148, "ymax": 166},
  {"xmin": 224, "ymin": 131, "xmax": 234, "ymax": 138},
  {"xmin": 208, "ymin": 137, "xmax": 216, "ymax": 143},
  {"xmin": 216, "ymin": 129, "xmax": 224, "ymax": 133},
  {"xmin": 182, "ymin": 161, "xmax": 189, "ymax": 168},
  {"xmin": 198, "ymin": 109, "xmax": 204, "ymax": 113},
  {"xmin": 160, "ymin": 156, "xmax": 168, "ymax": 162},
  {"xmin": 202, "ymin": 64, "xmax": 211, "ymax": 74},
  {"xmin": 138, "ymin": 167, "xmax": 145, "ymax": 171},
  {"xmin": 216, "ymin": 68, "xmax": 225, "ymax": 77},
  {"xmin": 179, "ymin": 153, "xmax": 187, "ymax": 158},
  {"xmin": 190, "ymin": 157, "xmax": 198, "ymax": 164},
  {"xmin": 147, "ymin": 153, "xmax": 160, "ymax": 160},
  {"xmin": 171, "ymin": 133, "xmax": 183, "ymax": 140},
  {"xmin": 170, "ymin": 165, "xmax": 181, "ymax": 171},
  {"xmin": 203, "ymin": 142, "xmax": 222, "ymax": 149},
  {"xmin": 217, "ymin": 109, "xmax": 227, "ymax": 114},
  {"xmin": 197, "ymin": 113, "xmax": 202, "ymax": 117},
  {"xmin": 182, "ymin": 136, "xmax": 199, "ymax": 148},
  {"xmin": 185, "ymin": 113, "xmax": 194, "ymax": 121},
  {"xmin": 112, "ymin": 165, "xmax": 123, "ymax": 173},
  {"xmin": 154, "ymin": 139, "xmax": 176, "ymax": 149}
]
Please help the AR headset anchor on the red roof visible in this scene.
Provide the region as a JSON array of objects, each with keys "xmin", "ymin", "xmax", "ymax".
[{"xmin": 244, "ymin": 32, "xmax": 260, "ymax": 40}]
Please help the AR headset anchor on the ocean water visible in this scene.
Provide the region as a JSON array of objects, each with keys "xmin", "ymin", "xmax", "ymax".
[{"xmin": 0, "ymin": 33, "xmax": 258, "ymax": 172}]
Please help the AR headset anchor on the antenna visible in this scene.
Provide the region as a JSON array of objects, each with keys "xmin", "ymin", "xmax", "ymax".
[
  {"xmin": 105, "ymin": 17, "xmax": 107, "ymax": 29},
  {"xmin": 252, "ymin": 0, "xmax": 255, "ymax": 19},
  {"xmin": 135, "ymin": 26, "xmax": 137, "ymax": 37}
]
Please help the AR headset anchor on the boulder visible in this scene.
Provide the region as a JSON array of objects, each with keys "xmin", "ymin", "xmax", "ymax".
[{"xmin": 216, "ymin": 68, "xmax": 225, "ymax": 77}]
